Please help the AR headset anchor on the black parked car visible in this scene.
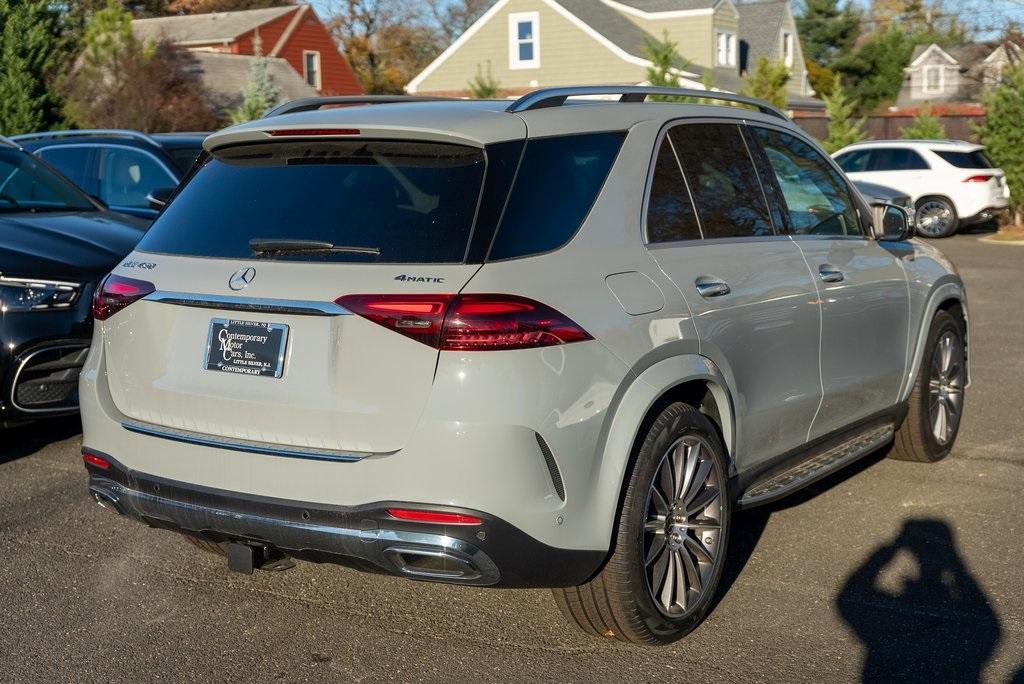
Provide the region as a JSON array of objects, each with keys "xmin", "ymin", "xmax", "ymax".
[
  {"xmin": 11, "ymin": 130, "xmax": 208, "ymax": 219},
  {"xmin": 0, "ymin": 138, "xmax": 147, "ymax": 427}
]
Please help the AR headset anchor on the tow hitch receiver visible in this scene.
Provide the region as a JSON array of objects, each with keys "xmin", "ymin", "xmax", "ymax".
[{"xmin": 226, "ymin": 542, "xmax": 295, "ymax": 574}]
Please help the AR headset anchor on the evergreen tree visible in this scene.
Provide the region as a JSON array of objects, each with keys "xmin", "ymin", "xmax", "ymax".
[
  {"xmin": 833, "ymin": 27, "xmax": 916, "ymax": 112},
  {"xmin": 797, "ymin": 0, "xmax": 861, "ymax": 67},
  {"xmin": 467, "ymin": 61, "xmax": 499, "ymax": 98},
  {"xmin": 822, "ymin": 77, "xmax": 868, "ymax": 153},
  {"xmin": 229, "ymin": 56, "xmax": 281, "ymax": 123},
  {"xmin": 900, "ymin": 107, "xmax": 946, "ymax": 139},
  {"xmin": 977, "ymin": 65, "xmax": 1024, "ymax": 224},
  {"xmin": 644, "ymin": 31, "xmax": 688, "ymax": 101},
  {"xmin": 742, "ymin": 57, "xmax": 790, "ymax": 110},
  {"xmin": 0, "ymin": 0, "xmax": 64, "ymax": 135}
]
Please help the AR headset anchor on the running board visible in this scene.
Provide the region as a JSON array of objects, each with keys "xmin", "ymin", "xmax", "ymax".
[{"xmin": 738, "ymin": 423, "xmax": 895, "ymax": 508}]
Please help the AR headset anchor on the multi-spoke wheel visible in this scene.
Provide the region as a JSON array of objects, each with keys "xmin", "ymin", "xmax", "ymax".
[
  {"xmin": 891, "ymin": 309, "xmax": 966, "ymax": 462},
  {"xmin": 643, "ymin": 436, "xmax": 723, "ymax": 618},
  {"xmin": 915, "ymin": 197, "xmax": 959, "ymax": 238},
  {"xmin": 553, "ymin": 402, "xmax": 731, "ymax": 644}
]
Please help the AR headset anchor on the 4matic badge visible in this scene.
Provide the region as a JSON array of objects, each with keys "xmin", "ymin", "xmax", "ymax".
[{"xmin": 394, "ymin": 274, "xmax": 445, "ymax": 284}]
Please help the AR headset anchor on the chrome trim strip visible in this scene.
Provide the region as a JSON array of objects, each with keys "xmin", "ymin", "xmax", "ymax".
[
  {"xmin": 10, "ymin": 343, "xmax": 90, "ymax": 414},
  {"xmin": 145, "ymin": 291, "xmax": 350, "ymax": 316},
  {"xmin": 121, "ymin": 420, "xmax": 369, "ymax": 463}
]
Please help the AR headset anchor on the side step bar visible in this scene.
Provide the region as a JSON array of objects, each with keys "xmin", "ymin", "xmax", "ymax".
[{"xmin": 738, "ymin": 423, "xmax": 895, "ymax": 509}]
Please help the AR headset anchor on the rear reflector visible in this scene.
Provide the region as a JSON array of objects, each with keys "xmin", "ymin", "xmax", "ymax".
[
  {"xmin": 92, "ymin": 274, "xmax": 155, "ymax": 321},
  {"xmin": 387, "ymin": 508, "xmax": 483, "ymax": 525},
  {"xmin": 336, "ymin": 293, "xmax": 592, "ymax": 351},
  {"xmin": 963, "ymin": 174, "xmax": 994, "ymax": 183},
  {"xmin": 268, "ymin": 128, "xmax": 360, "ymax": 137},
  {"xmin": 82, "ymin": 451, "xmax": 110, "ymax": 470}
]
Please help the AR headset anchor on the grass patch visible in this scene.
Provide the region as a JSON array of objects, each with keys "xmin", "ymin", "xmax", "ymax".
[{"xmin": 986, "ymin": 225, "xmax": 1024, "ymax": 242}]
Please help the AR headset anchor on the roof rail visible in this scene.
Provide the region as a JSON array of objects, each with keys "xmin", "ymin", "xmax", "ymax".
[
  {"xmin": 263, "ymin": 95, "xmax": 455, "ymax": 118},
  {"xmin": 8, "ymin": 129, "xmax": 161, "ymax": 146},
  {"xmin": 506, "ymin": 86, "xmax": 789, "ymax": 120}
]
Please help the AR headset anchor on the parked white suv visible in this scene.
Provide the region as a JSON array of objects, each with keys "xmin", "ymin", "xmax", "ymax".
[
  {"xmin": 80, "ymin": 88, "xmax": 969, "ymax": 645},
  {"xmin": 833, "ymin": 139, "xmax": 1009, "ymax": 237}
]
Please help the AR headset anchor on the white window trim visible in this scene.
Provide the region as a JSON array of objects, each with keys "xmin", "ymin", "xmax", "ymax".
[
  {"xmin": 716, "ymin": 31, "xmax": 736, "ymax": 67},
  {"xmin": 923, "ymin": 64, "xmax": 944, "ymax": 94},
  {"xmin": 303, "ymin": 50, "xmax": 322, "ymax": 90},
  {"xmin": 508, "ymin": 11, "xmax": 540, "ymax": 70},
  {"xmin": 783, "ymin": 32, "xmax": 794, "ymax": 68}
]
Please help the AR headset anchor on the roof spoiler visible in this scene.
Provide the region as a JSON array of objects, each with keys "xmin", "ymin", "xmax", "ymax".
[
  {"xmin": 263, "ymin": 96, "xmax": 456, "ymax": 118},
  {"xmin": 506, "ymin": 86, "xmax": 789, "ymax": 120}
]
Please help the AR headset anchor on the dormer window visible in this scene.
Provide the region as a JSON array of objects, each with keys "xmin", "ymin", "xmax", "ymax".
[
  {"xmin": 923, "ymin": 65, "xmax": 943, "ymax": 94},
  {"xmin": 717, "ymin": 32, "xmax": 736, "ymax": 67},
  {"xmin": 509, "ymin": 12, "xmax": 540, "ymax": 69}
]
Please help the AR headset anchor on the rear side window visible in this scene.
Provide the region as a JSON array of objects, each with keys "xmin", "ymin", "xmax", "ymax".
[
  {"xmin": 137, "ymin": 140, "xmax": 486, "ymax": 264},
  {"xmin": 933, "ymin": 149, "xmax": 992, "ymax": 169},
  {"xmin": 646, "ymin": 137, "xmax": 701, "ymax": 242},
  {"xmin": 869, "ymin": 148, "xmax": 929, "ymax": 171},
  {"xmin": 668, "ymin": 124, "xmax": 774, "ymax": 238},
  {"xmin": 488, "ymin": 132, "xmax": 624, "ymax": 260}
]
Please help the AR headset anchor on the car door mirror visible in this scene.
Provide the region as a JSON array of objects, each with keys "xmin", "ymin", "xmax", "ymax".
[
  {"xmin": 876, "ymin": 204, "xmax": 914, "ymax": 241},
  {"xmin": 146, "ymin": 186, "xmax": 175, "ymax": 211}
]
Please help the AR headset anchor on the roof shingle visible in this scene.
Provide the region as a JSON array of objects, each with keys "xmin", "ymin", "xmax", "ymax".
[{"xmin": 132, "ymin": 6, "xmax": 297, "ymax": 46}]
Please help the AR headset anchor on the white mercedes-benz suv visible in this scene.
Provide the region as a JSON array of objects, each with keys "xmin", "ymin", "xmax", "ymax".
[{"xmin": 80, "ymin": 88, "xmax": 969, "ymax": 645}]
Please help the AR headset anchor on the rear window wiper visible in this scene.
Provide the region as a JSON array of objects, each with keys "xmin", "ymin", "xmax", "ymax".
[{"xmin": 249, "ymin": 239, "xmax": 381, "ymax": 257}]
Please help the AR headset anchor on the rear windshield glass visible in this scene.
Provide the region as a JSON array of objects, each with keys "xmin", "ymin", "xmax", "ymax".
[
  {"xmin": 488, "ymin": 132, "xmax": 625, "ymax": 260},
  {"xmin": 137, "ymin": 140, "xmax": 486, "ymax": 263},
  {"xmin": 933, "ymin": 149, "xmax": 992, "ymax": 169},
  {"xmin": 165, "ymin": 146, "xmax": 204, "ymax": 174}
]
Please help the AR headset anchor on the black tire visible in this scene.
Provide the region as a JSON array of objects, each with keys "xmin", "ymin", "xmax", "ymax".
[
  {"xmin": 890, "ymin": 310, "xmax": 965, "ymax": 462},
  {"xmin": 179, "ymin": 532, "xmax": 227, "ymax": 556},
  {"xmin": 915, "ymin": 196, "xmax": 959, "ymax": 238},
  {"xmin": 553, "ymin": 402, "xmax": 731, "ymax": 645}
]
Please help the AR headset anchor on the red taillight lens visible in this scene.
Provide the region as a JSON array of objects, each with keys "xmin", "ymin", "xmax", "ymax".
[
  {"xmin": 336, "ymin": 293, "xmax": 592, "ymax": 351},
  {"xmin": 82, "ymin": 451, "xmax": 110, "ymax": 470},
  {"xmin": 92, "ymin": 274, "xmax": 155, "ymax": 321},
  {"xmin": 963, "ymin": 174, "xmax": 993, "ymax": 183},
  {"xmin": 386, "ymin": 508, "xmax": 482, "ymax": 525},
  {"xmin": 268, "ymin": 128, "xmax": 360, "ymax": 137}
]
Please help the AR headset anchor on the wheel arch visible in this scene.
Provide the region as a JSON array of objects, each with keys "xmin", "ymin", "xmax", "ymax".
[{"xmin": 900, "ymin": 281, "xmax": 970, "ymax": 404}]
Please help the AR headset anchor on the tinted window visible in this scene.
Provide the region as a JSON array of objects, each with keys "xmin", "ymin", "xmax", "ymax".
[
  {"xmin": 646, "ymin": 137, "xmax": 701, "ymax": 242},
  {"xmin": 835, "ymin": 149, "xmax": 871, "ymax": 173},
  {"xmin": 99, "ymin": 147, "xmax": 176, "ymax": 210},
  {"xmin": 38, "ymin": 147, "xmax": 96, "ymax": 194},
  {"xmin": 0, "ymin": 147, "xmax": 94, "ymax": 212},
  {"xmin": 668, "ymin": 124, "xmax": 774, "ymax": 238},
  {"xmin": 165, "ymin": 146, "xmax": 203, "ymax": 174},
  {"xmin": 754, "ymin": 127, "xmax": 862, "ymax": 236},
  {"xmin": 488, "ymin": 132, "xmax": 624, "ymax": 260},
  {"xmin": 933, "ymin": 149, "xmax": 992, "ymax": 169},
  {"xmin": 139, "ymin": 140, "xmax": 486, "ymax": 264},
  {"xmin": 870, "ymin": 148, "xmax": 929, "ymax": 171}
]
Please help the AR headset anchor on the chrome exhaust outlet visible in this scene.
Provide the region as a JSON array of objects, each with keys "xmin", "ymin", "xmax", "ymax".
[
  {"xmin": 91, "ymin": 488, "xmax": 122, "ymax": 514},
  {"xmin": 383, "ymin": 545, "xmax": 483, "ymax": 582}
]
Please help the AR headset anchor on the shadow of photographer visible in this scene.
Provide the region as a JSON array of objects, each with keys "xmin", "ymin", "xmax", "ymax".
[{"xmin": 837, "ymin": 518, "xmax": 1001, "ymax": 683}]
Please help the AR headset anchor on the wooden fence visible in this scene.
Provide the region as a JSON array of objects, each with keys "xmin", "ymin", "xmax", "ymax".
[{"xmin": 792, "ymin": 113, "xmax": 987, "ymax": 143}]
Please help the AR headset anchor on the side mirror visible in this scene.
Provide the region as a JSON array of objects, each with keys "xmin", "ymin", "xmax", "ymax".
[
  {"xmin": 146, "ymin": 186, "xmax": 175, "ymax": 211},
  {"xmin": 876, "ymin": 203, "xmax": 914, "ymax": 241}
]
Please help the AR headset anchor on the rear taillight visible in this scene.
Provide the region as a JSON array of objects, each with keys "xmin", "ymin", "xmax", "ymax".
[
  {"xmin": 336, "ymin": 293, "xmax": 592, "ymax": 351},
  {"xmin": 92, "ymin": 274, "xmax": 155, "ymax": 321},
  {"xmin": 386, "ymin": 508, "xmax": 482, "ymax": 525},
  {"xmin": 963, "ymin": 175, "xmax": 994, "ymax": 183}
]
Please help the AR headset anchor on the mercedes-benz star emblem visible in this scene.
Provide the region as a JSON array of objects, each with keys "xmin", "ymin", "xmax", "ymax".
[{"xmin": 228, "ymin": 267, "xmax": 257, "ymax": 291}]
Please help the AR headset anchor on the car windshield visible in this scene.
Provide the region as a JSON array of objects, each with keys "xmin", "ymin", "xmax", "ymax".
[{"xmin": 0, "ymin": 146, "xmax": 95, "ymax": 212}]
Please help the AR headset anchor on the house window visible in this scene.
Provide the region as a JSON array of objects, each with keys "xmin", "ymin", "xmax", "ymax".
[
  {"xmin": 923, "ymin": 65, "xmax": 943, "ymax": 94},
  {"xmin": 717, "ymin": 32, "xmax": 736, "ymax": 67},
  {"xmin": 509, "ymin": 12, "xmax": 539, "ymax": 69},
  {"xmin": 783, "ymin": 32, "xmax": 794, "ymax": 68},
  {"xmin": 303, "ymin": 50, "xmax": 321, "ymax": 89}
]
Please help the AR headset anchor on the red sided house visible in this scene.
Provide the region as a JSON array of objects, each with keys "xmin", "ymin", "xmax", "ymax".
[{"xmin": 133, "ymin": 4, "xmax": 363, "ymax": 110}]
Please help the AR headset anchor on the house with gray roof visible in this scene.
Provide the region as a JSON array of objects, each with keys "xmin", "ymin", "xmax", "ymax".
[
  {"xmin": 897, "ymin": 41, "xmax": 1021, "ymax": 107},
  {"xmin": 407, "ymin": 0, "xmax": 817, "ymax": 110}
]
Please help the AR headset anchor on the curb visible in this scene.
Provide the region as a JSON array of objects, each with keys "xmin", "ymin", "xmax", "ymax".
[{"xmin": 979, "ymin": 235, "xmax": 1024, "ymax": 245}]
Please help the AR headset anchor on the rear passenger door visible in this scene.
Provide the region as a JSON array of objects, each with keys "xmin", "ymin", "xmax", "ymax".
[
  {"xmin": 644, "ymin": 121, "xmax": 823, "ymax": 467},
  {"xmin": 750, "ymin": 126, "xmax": 910, "ymax": 439},
  {"xmin": 863, "ymin": 147, "xmax": 930, "ymax": 197}
]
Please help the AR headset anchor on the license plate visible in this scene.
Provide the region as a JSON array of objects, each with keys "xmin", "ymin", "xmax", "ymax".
[{"xmin": 204, "ymin": 318, "xmax": 288, "ymax": 378}]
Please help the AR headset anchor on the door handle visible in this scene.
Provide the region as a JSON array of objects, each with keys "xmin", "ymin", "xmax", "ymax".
[
  {"xmin": 695, "ymin": 276, "xmax": 731, "ymax": 298},
  {"xmin": 819, "ymin": 266, "xmax": 844, "ymax": 283}
]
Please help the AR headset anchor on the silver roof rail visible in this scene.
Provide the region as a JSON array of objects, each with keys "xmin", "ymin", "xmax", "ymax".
[
  {"xmin": 8, "ymin": 129, "xmax": 161, "ymax": 146},
  {"xmin": 506, "ymin": 86, "xmax": 789, "ymax": 120},
  {"xmin": 264, "ymin": 95, "xmax": 455, "ymax": 118}
]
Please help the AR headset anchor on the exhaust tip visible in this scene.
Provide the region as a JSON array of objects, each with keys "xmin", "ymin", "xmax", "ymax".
[{"xmin": 91, "ymin": 489, "xmax": 121, "ymax": 514}]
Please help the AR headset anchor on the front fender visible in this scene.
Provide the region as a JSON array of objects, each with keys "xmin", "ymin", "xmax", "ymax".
[{"xmin": 899, "ymin": 278, "xmax": 970, "ymax": 403}]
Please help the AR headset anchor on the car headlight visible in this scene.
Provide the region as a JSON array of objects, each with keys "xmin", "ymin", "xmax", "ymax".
[{"xmin": 0, "ymin": 276, "xmax": 81, "ymax": 313}]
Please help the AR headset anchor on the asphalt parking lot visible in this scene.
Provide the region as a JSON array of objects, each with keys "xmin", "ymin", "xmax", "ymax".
[{"xmin": 1, "ymin": 233, "xmax": 1022, "ymax": 683}]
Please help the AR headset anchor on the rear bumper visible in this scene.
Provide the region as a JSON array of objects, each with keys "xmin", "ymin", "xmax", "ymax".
[
  {"xmin": 961, "ymin": 205, "xmax": 1008, "ymax": 226},
  {"xmin": 84, "ymin": 452, "xmax": 605, "ymax": 588}
]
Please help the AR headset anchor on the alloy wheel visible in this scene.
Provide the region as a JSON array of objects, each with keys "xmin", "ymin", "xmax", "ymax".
[
  {"xmin": 916, "ymin": 200, "xmax": 955, "ymax": 237},
  {"xmin": 643, "ymin": 436, "xmax": 724, "ymax": 618},
  {"xmin": 929, "ymin": 331, "xmax": 963, "ymax": 445}
]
